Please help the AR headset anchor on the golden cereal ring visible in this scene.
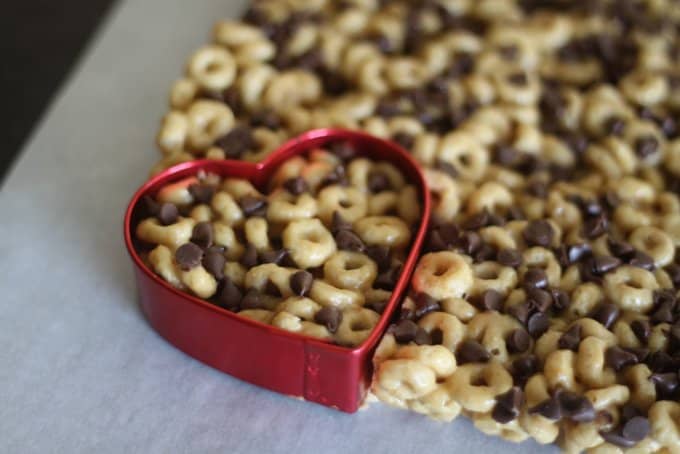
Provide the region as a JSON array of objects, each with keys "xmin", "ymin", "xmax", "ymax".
[
  {"xmin": 648, "ymin": 401, "xmax": 680, "ymax": 449},
  {"xmin": 213, "ymin": 222, "xmax": 244, "ymax": 260},
  {"xmin": 412, "ymin": 252, "xmax": 474, "ymax": 300},
  {"xmin": 575, "ymin": 336, "xmax": 617, "ymax": 388},
  {"xmin": 317, "ymin": 185, "xmax": 368, "ymax": 225},
  {"xmin": 354, "ymin": 216, "xmax": 411, "ymax": 249},
  {"xmin": 244, "ymin": 263, "xmax": 295, "ymax": 298},
  {"xmin": 418, "ymin": 312, "xmax": 468, "ymax": 352},
  {"xmin": 603, "ymin": 266, "xmax": 659, "ymax": 313},
  {"xmin": 309, "ymin": 279, "xmax": 364, "ymax": 309},
  {"xmin": 210, "ymin": 191, "xmax": 243, "ymax": 226},
  {"xmin": 136, "ymin": 217, "xmax": 196, "ymax": 251},
  {"xmin": 628, "ymin": 226, "xmax": 675, "ymax": 267},
  {"xmin": 239, "ymin": 309, "xmax": 274, "ymax": 324},
  {"xmin": 438, "ymin": 131, "xmax": 489, "ymax": 181},
  {"xmin": 335, "ymin": 307, "xmax": 380, "ymax": 346},
  {"xmin": 471, "ymin": 262, "xmax": 518, "ymax": 297},
  {"xmin": 179, "ymin": 266, "xmax": 218, "ymax": 299},
  {"xmin": 186, "ymin": 100, "xmax": 235, "ymax": 150},
  {"xmin": 448, "ymin": 363, "xmax": 514, "ymax": 413},
  {"xmin": 323, "ymin": 251, "xmax": 377, "ymax": 290},
  {"xmin": 212, "ymin": 20, "xmax": 265, "ymax": 47},
  {"xmin": 157, "ymin": 111, "xmax": 188, "ymax": 154},
  {"xmin": 271, "ymin": 311, "xmax": 331, "ymax": 340},
  {"xmin": 373, "ymin": 358, "xmax": 438, "ymax": 403},
  {"xmin": 169, "ymin": 78, "xmax": 198, "ymax": 110},
  {"xmin": 543, "ymin": 349, "xmax": 581, "ymax": 393},
  {"xmin": 466, "ymin": 181, "xmax": 514, "ymax": 215},
  {"xmin": 187, "ymin": 45, "xmax": 236, "ymax": 92},
  {"xmin": 465, "ymin": 311, "xmax": 523, "ymax": 365},
  {"xmin": 267, "ymin": 191, "xmax": 318, "ymax": 223},
  {"xmin": 157, "ymin": 176, "xmax": 199, "ymax": 205},
  {"xmin": 423, "ymin": 168, "xmax": 460, "ymax": 222},
  {"xmin": 519, "ymin": 374, "xmax": 560, "ymax": 444},
  {"xmin": 148, "ymin": 245, "xmax": 183, "ymax": 289},
  {"xmin": 282, "ymin": 218, "xmax": 336, "ymax": 268},
  {"xmin": 263, "ymin": 70, "xmax": 322, "ymax": 112}
]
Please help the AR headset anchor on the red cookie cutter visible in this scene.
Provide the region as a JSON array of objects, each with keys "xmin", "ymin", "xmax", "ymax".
[{"xmin": 124, "ymin": 129, "xmax": 431, "ymax": 412}]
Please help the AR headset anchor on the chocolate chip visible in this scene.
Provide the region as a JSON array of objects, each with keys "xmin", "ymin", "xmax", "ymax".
[
  {"xmin": 175, "ymin": 243, "xmax": 204, "ymax": 270},
  {"xmin": 523, "ymin": 220, "xmax": 554, "ymax": 247},
  {"xmin": 191, "ymin": 222, "xmax": 214, "ymax": 249},
  {"xmin": 651, "ymin": 299, "xmax": 675, "ymax": 324},
  {"xmin": 527, "ymin": 312, "xmax": 550, "ymax": 338},
  {"xmin": 507, "ymin": 329, "xmax": 531, "ymax": 353},
  {"xmin": 392, "ymin": 319, "xmax": 419, "ymax": 343},
  {"xmin": 259, "ymin": 249, "xmax": 288, "ymax": 265},
  {"xmin": 523, "ymin": 268, "xmax": 548, "ymax": 289},
  {"xmin": 314, "ymin": 306, "xmax": 343, "ymax": 333},
  {"xmin": 551, "ymin": 289, "xmax": 571, "ymax": 312},
  {"xmin": 335, "ymin": 229, "xmax": 365, "ymax": 252},
  {"xmin": 216, "ymin": 125, "xmax": 256, "ymax": 159},
  {"xmin": 495, "ymin": 145, "xmax": 519, "ymax": 165},
  {"xmin": 374, "ymin": 264, "xmax": 402, "ymax": 290},
  {"xmin": 529, "ymin": 395, "xmax": 562, "ymax": 420},
  {"xmin": 265, "ymin": 279, "xmax": 282, "ymax": 297},
  {"xmin": 430, "ymin": 328, "xmax": 444, "ymax": 345},
  {"xmin": 239, "ymin": 195, "xmax": 267, "ymax": 217},
  {"xmin": 498, "ymin": 249, "xmax": 523, "ymax": 267},
  {"xmin": 508, "ymin": 302, "xmax": 532, "ymax": 325},
  {"xmin": 647, "ymin": 351, "xmax": 677, "ymax": 373},
  {"xmin": 415, "ymin": 293, "xmax": 440, "ymax": 318},
  {"xmin": 290, "ymin": 270, "xmax": 313, "ymax": 297},
  {"xmin": 250, "ymin": 109, "xmax": 280, "ymax": 129},
  {"xmin": 622, "ymin": 416, "xmax": 650, "ymax": 442},
  {"xmin": 240, "ymin": 243, "xmax": 258, "ymax": 268},
  {"xmin": 599, "ymin": 429, "xmax": 636, "ymax": 448},
  {"xmin": 608, "ymin": 238, "xmax": 635, "ymax": 260},
  {"xmin": 665, "ymin": 263, "xmax": 680, "ymax": 287},
  {"xmin": 463, "ymin": 209, "xmax": 491, "ymax": 230},
  {"xmin": 414, "ymin": 328, "xmax": 432, "ymax": 345},
  {"xmin": 392, "ymin": 131, "xmax": 415, "ymax": 150},
  {"xmin": 512, "ymin": 354, "xmax": 539, "ymax": 384},
  {"xmin": 527, "ymin": 180, "xmax": 548, "ymax": 198},
  {"xmin": 331, "ymin": 211, "xmax": 352, "ymax": 234},
  {"xmin": 492, "ymin": 387, "xmax": 524, "ymax": 423},
  {"xmin": 592, "ymin": 255, "xmax": 622, "ymax": 274},
  {"xmin": 591, "ymin": 303, "xmax": 620, "ymax": 329},
  {"xmin": 142, "ymin": 195, "xmax": 160, "ymax": 217},
  {"xmin": 558, "ymin": 324, "xmax": 582, "ymax": 351},
  {"xmin": 478, "ymin": 289, "xmax": 503, "ymax": 312},
  {"xmin": 558, "ymin": 391, "xmax": 596, "ymax": 422},
  {"xmin": 283, "ymin": 177, "xmax": 308, "ymax": 196},
  {"xmin": 435, "ymin": 160, "xmax": 458, "ymax": 178},
  {"xmin": 158, "ymin": 203, "xmax": 179, "ymax": 225},
  {"xmin": 625, "ymin": 347, "xmax": 650, "ymax": 363},
  {"xmin": 216, "ymin": 278, "xmax": 242, "ymax": 310},
  {"xmin": 456, "ymin": 340, "xmax": 491, "ymax": 364},
  {"xmin": 604, "ymin": 116, "xmax": 626, "ymax": 136},
  {"xmin": 202, "ymin": 248, "xmax": 226, "ymax": 280},
  {"xmin": 457, "ymin": 231, "xmax": 481, "ymax": 255},
  {"xmin": 583, "ymin": 213, "xmax": 608, "ymax": 238},
  {"xmin": 506, "ymin": 206, "xmax": 525, "ymax": 221},
  {"xmin": 527, "ymin": 288, "xmax": 552, "ymax": 312},
  {"xmin": 629, "ymin": 250, "xmax": 655, "ymax": 270},
  {"xmin": 368, "ymin": 170, "xmax": 391, "ymax": 193},
  {"xmin": 649, "ymin": 372, "xmax": 680, "ymax": 399},
  {"xmin": 635, "ymin": 136, "xmax": 659, "ymax": 158},
  {"xmin": 605, "ymin": 345, "xmax": 639, "ymax": 371},
  {"xmin": 240, "ymin": 289, "xmax": 267, "ymax": 310},
  {"xmin": 631, "ymin": 319, "xmax": 651, "ymax": 343},
  {"xmin": 366, "ymin": 245, "xmax": 391, "ymax": 271},
  {"xmin": 188, "ymin": 184, "xmax": 215, "ymax": 204},
  {"xmin": 329, "ymin": 141, "xmax": 357, "ymax": 161},
  {"xmin": 365, "ymin": 300, "xmax": 388, "ymax": 314},
  {"xmin": 508, "ymin": 72, "xmax": 528, "ymax": 85}
]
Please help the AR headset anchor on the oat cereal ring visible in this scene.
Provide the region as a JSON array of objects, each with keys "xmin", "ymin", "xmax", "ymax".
[
  {"xmin": 603, "ymin": 266, "xmax": 659, "ymax": 313},
  {"xmin": 369, "ymin": 191, "xmax": 399, "ymax": 216},
  {"xmin": 179, "ymin": 264, "xmax": 218, "ymax": 299},
  {"xmin": 221, "ymin": 178, "xmax": 261, "ymax": 200},
  {"xmin": 423, "ymin": 168, "xmax": 460, "ymax": 222},
  {"xmin": 335, "ymin": 307, "xmax": 380, "ymax": 346},
  {"xmin": 157, "ymin": 176, "xmax": 199, "ymax": 205},
  {"xmin": 275, "ymin": 296, "xmax": 322, "ymax": 322},
  {"xmin": 648, "ymin": 401, "xmax": 680, "ymax": 450},
  {"xmin": 465, "ymin": 311, "xmax": 524, "ymax": 365},
  {"xmin": 309, "ymin": 279, "xmax": 364, "ymax": 309},
  {"xmin": 157, "ymin": 111, "xmax": 189, "ymax": 154},
  {"xmin": 136, "ymin": 217, "xmax": 196, "ymax": 251},
  {"xmin": 237, "ymin": 63, "xmax": 276, "ymax": 110},
  {"xmin": 223, "ymin": 261, "xmax": 246, "ymax": 286},
  {"xmin": 520, "ymin": 247, "xmax": 562, "ymax": 287},
  {"xmin": 543, "ymin": 349, "xmax": 581, "ymax": 393},
  {"xmin": 212, "ymin": 20, "xmax": 266, "ymax": 47},
  {"xmin": 267, "ymin": 191, "xmax": 318, "ymax": 223},
  {"xmin": 409, "ymin": 383, "xmax": 462, "ymax": 422},
  {"xmin": 471, "ymin": 262, "xmax": 518, "ymax": 297},
  {"xmin": 519, "ymin": 374, "xmax": 561, "ymax": 444},
  {"xmin": 244, "ymin": 263, "xmax": 295, "ymax": 298},
  {"xmin": 187, "ymin": 45, "xmax": 236, "ymax": 92},
  {"xmin": 440, "ymin": 298, "xmax": 479, "ymax": 324},
  {"xmin": 627, "ymin": 226, "xmax": 675, "ymax": 267},
  {"xmin": 619, "ymin": 70, "xmax": 669, "ymax": 107},
  {"xmin": 575, "ymin": 336, "xmax": 617, "ymax": 388},
  {"xmin": 213, "ymin": 222, "xmax": 244, "ymax": 260},
  {"xmin": 271, "ymin": 311, "xmax": 331, "ymax": 340},
  {"xmin": 417, "ymin": 312, "xmax": 467, "ymax": 352},
  {"xmin": 354, "ymin": 216, "xmax": 411, "ymax": 249},
  {"xmin": 466, "ymin": 181, "xmax": 514, "ymax": 215},
  {"xmin": 394, "ymin": 345, "xmax": 458, "ymax": 379},
  {"xmin": 437, "ymin": 131, "xmax": 489, "ymax": 181},
  {"xmin": 448, "ymin": 362, "xmax": 514, "ymax": 413},
  {"xmin": 317, "ymin": 185, "xmax": 368, "ymax": 225},
  {"xmin": 263, "ymin": 70, "xmax": 322, "ymax": 112},
  {"xmin": 473, "ymin": 413, "xmax": 529, "ymax": 444},
  {"xmin": 282, "ymin": 218, "xmax": 336, "ymax": 269},
  {"xmin": 412, "ymin": 252, "xmax": 474, "ymax": 301},
  {"xmin": 244, "ymin": 217, "xmax": 270, "ymax": 252},
  {"xmin": 323, "ymin": 251, "xmax": 377, "ymax": 291},
  {"xmin": 373, "ymin": 358, "xmax": 438, "ymax": 404},
  {"xmin": 148, "ymin": 245, "xmax": 183, "ymax": 289},
  {"xmin": 189, "ymin": 204, "xmax": 212, "ymax": 223},
  {"xmin": 186, "ymin": 100, "xmax": 234, "ymax": 150},
  {"xmin": 211, "ymin": 191, "xmax": 244, "ymax": 226},
  {"xmin": 300, "ymin": 160, "xmax": 336, "ymax": 193},
  {"xmin": 169, "ymin": 78, "xmax": 199, "ymax": 110}
]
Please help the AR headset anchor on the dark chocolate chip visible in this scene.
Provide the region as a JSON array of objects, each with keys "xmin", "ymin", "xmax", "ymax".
[
  {"xmin": 415, "ymin": 293, "xmax": 440, "ymax": 318},
  {"xmin": 605, "ymin": 345, "xmax": 639, "ymax": 371},
  {"xmin": 240, "ymin": 243, "xmax": 259, "ymax": 268},
  {"xmin": 478, "ymin": 289, "xmax": 503, "ymax": 312},
  {"xmin": 239, "ymin": 196, "xmax": 267, "ymax": 217},
  {"xmin": 335, "ymin": 229, "xmax": 365, "ymax": 252},
  {"xmin": 583, "ymin": 213, "xmax": 608, "ymax": 238},
  {"xmin": 368, "ymin": 170, "xmax": 391, "ymax": 193},
  {"xmin": 631, "ymin": 319, "xmax": 651, "ymax": 344},
  {"xmin": 365, "ymin": 300, "xmax": 388, "ymax": 314},
  {"xmin": 392, "ymin": 319, "xmax": 419, "ymax": 343},
  {"xmin": 558, "ymin": 391, "xmax": 596, "ymax": 422},
  {"xmin": 512, "ymin": 354, "xmax": 539, "ymax": 384},
  {"xmin": 289, "ymin": 270, "xmax": 313, "ymax": 296},
  {"xmin": 374, "ymin": 264, "xmax": 402, "ymax": 290},
  {"xmin": 508, "ymin": 72, "xmax": 528, "ymax": 85},
  {"xmin": 665, "ymin": 263, "xmax": 680, "ymax": 287},
  {"xmin": 635, "ymin": 136, "xmax": 659, "ymax": 158},
  {"xmin": 604, "ymin": 116, "xmax": 626, "ymax": 136},
  {"xmin": 265, "ymin": 279, "xmax": 282, "ymax": 297},
  {"xmin": 329, "ymin": 141, "xmax": 357, "ymax": 161},
  {"xmin": 527, "ymin": 288, "xmax": 553, "ymax": 313},
  {"xmin": 498, "ymin": 249, "xmax": 523, "ymax": 267},
  {"xmin": 392, "ymin": 131, "xmax": 415, "ymax": 150},
  {"xmin": 189, "ymin": 184, "xmax": 216, "ymax": 204},
  {"xmin": 202, "ymin": 248, "xmax": 226, "ymax": 280},
  {"xmin": 240, "ymin": 289, "xmax": 267, "ymax": 310},
  {"xmin": 591, "ymin": 303, "xmax": 620, "ymax": 329},
  {"xmin": 175, "ymin": 243, "xmax": 204, "ymax": 270},
  {"xmin": 523, "ymin": 220, "xmax": 554, "ymax": 247},
  {"xmin": 651, "ymin": 301, "xmax": 675, "ymax": 324},
  {"xmin": 216, "ymin": 125, "xmax": 256, "ymax": 158},
  {"xmin": 314, "ymin": 306, "xmax": 343, "ymax": 333},
  {"xmin": 250, "ymin": 109, "xmax": 281, "ymax": 129},
  {"xmin": 457, "ymin": 231, "xmax": 482, "ymax": 255},
  {"xmin": 456, "ymin": 340, "xmax": 491, "ymax": 364},
  {"xmin": 523, "ymin": 268, "xmax": 548, "ymax": 289},
  {"xmin": 366, "ymin": 245, "xmax": 391, "ymax": 271},
  {"xmin": 649, "ymin": 372, "xmax": 680, "ymax": 399},
  {"xmin": 331, "ymin": 211, "xmax": 353, "ymax": 234},
  {"xmin": 592, "ymin": 255, "xmax": 622, "ymax": 274},
  {"xmin": 158, "ymin": 203, "xmax": 179, "ymax": 225},
  {"xmin": 608, "ymin": 238, "xmax": 635, "ymax": 259},
  {"xmin": 567, "ymin": 243, "xmax": 592, "ymax": 264},
  {"xmin": 217, "ymin": 278, "xmax": 242, "ymax": 310},
  {"xmin": 529, "ymin": 395, "xmax": 562, "ymax": 420},
  {"xmin": 495, "ymin": 145, "xmax": 519, "ymax": 165},
  {"xmin": 508, "ymin": 302, "xmax": 532, "ymax": 325},
  {"xmin": 142, "ymin": 195, "xmax": 160, "ymax": 217},
  {"xmin": 283, "ymin": 177, "xmax": 309, "ymax": 196},
  {"xmin": 629, "ymin": 251, "xmax": 655, "ymax": 270},
  {"xmin": 551, "ymin": 289, "xmax": 571, "ymax": 312},
  {"xmin": 414, "ymin": 328, "xmax": 433, "ymax": 345},
  {"xmin": 647, "ymin": 351, "xmax": 677, "ymax": 373},
  {"xmin": 435, "ymin": 160, "xmax": 458, "ymax": 178},
  {"xmin": 599, "ymin": 429, "xmax": 636, "ymax": 448},
  {"xmin": 625, "ymin": 347, "xmax": 650, "ymax": 363},
  {"xmin": 463, "ymin": 209, "xmax": 491, "ymax": 230},
  {"xmin": 191, "ymin": 222, "xmax": 214, "ymax": 249},
  {"xmin": 558, "ymin": 324, "xmax": 582, "ymax": 351},
  {"xmin": 492, "ymin": 387, "xmax": 524, "ymax": 423},
  {"xmin": 622, "ymin": 416, "xmax": 650, "ymax": 442},
  {"xmin": 506, "ymin": 329, "xmax": 531, "ymax": 354},
  {"xmin": 527, "ymin": 180, "xmax": 548, "ymax": 198},
  {"xmin": 527, "ymin": 312, "xmax": 550, "ymax": 338},
  {"xmin": 259, "ymin": 249, "xmax": 288, "ymax": 265}
]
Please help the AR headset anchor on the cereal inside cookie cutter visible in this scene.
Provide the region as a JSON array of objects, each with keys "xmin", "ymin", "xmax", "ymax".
[{"xmin": 124, "ymin": 128, "xmax": 431, "ymax": 412}]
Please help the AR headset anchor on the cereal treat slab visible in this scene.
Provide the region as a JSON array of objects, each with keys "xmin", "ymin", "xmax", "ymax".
[
  {"xmin": 135, "ymin": 147, "xmax": 421, "ymax": 347},
  {"xmin": 148, "ymin": 0, "xmax": 680, "ymax": 452}
]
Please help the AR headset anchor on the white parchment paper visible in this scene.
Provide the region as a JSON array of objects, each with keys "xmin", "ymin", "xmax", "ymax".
[{"xmin": 0, "ymin": 1, "xmax": 556, "ymax": 452}]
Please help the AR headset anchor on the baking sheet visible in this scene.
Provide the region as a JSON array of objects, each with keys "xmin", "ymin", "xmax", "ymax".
[{"xmin": 0, "ymin": 0, "xmax": 555, "ymax": 452}]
